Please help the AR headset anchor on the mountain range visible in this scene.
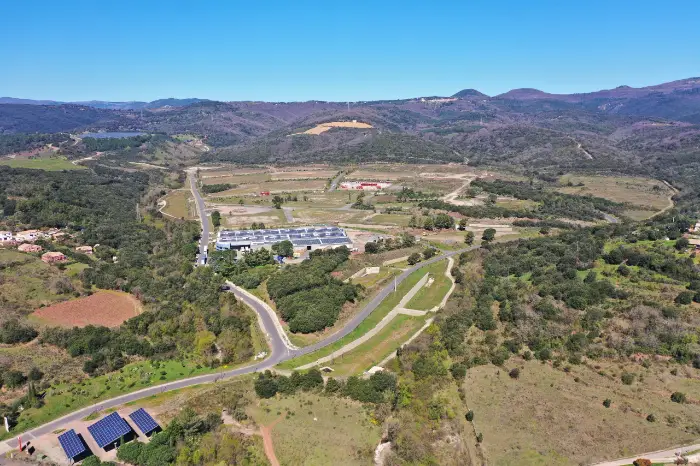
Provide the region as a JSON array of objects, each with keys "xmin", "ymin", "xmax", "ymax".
[{"xmin": 2, "ymin": 77, "xmax": 700, "ymax": 192}]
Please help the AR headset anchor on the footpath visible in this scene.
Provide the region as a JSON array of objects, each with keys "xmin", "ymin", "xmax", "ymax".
[{"xmin": 296, "ymin": 257, "xmax": 455, "ymax": 370}]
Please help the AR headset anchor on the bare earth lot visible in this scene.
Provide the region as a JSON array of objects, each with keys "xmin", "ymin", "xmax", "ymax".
[{"xmin": 32, "ymin": 290, "xmax": 142, "ymax": 328}]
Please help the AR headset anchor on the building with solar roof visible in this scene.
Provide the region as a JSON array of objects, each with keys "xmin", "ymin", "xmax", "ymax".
[
  {"xmin": 57, "ymin": 429, "xmax": 87, "ymax": 462},
  {"xmin": 87, "ymin": 412, "xmax": 133, "ymax": 451},
  {"xmin": 129, "ymin": 408, "xmax": 161, "ymax": 437},
  {"xmin": 215, "ymin": 225, "xmax": 353, "ymax": 253}
]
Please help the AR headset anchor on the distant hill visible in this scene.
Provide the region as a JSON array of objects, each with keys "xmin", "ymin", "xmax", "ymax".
[
  {"xmin": 2, "ymin": 77, "xmax": 700, "ymax": 192},
  {"xmin": 0, "ymin": 97, "xmax": 209, "ymax": 110}
]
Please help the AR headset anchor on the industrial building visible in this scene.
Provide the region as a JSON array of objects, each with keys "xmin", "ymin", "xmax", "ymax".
[{"xmin": 216, "ymin": 225, "xmax": 352, "ymax": 252}]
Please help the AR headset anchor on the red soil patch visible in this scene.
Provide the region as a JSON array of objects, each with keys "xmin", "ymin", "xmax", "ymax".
[{"xmin": 32, "ymin": 291, "xmax": 141, "ymax": 328}]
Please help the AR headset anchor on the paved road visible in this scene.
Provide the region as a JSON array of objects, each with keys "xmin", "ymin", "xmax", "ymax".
[
  {"xmin": 188, "ymin": 172, "xmax": 209, "ymax": 258},
  {"xmin": 329, "ymin": 171, "xmax": 344, "ymax": 191},
  {"xmin": 591, "ymin": 442, "xmax": 700, "ymax": 466},
  {"xmin": 0, "ymin": 177, "xmax": 474, "ymax": 450}
]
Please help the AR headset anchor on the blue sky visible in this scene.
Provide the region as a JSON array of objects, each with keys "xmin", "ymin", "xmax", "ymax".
[{"xmin": 1, "ymin": 0, "xmax": 698, "ymax": 102}]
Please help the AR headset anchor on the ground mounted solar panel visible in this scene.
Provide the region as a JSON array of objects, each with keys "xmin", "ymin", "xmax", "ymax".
[
  {"xmin": 87, "ymin": 412, "xmax": 132, "ymax": 449},
  {"xmin": 58, "ymin": 429, "xmax": 85, "ymax": 459},
  {"xmin": 129, "ymin": 408, "xmax": 160, "ymax": 435}
]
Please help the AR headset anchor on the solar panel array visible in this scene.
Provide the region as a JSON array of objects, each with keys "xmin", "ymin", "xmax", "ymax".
[
  {"xmin": 129, "ymin": 408, "xmax": 160, "ymax": 435},
  {"xmin": 58, "ymin": 429, "xmax": 85, "ymax": 459},
  {"xmin": 87, "ymin": 412, "xmax": 132, "ymax": 448},
  {"xmin": 217, "ymin": 225, "xmax": 351, "ymax": 249}
]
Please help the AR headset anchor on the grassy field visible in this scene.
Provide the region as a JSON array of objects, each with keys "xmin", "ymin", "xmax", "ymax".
[
  {"xmin": 326, "ymin": 314, "xmax": 428, "ymax": 376},
  {"xmin": 405, "ymin": 260, "xmax": 452, "ymax": 311},
  {"xmin": 1, "ymin": 358, "xmax": 229, "ymax": 439},
  {"xmin": 216, "ymin": 179, "xmax": 328, "ymax": 196},
  {"xmin": 365, "ymin": 213, "xmax": 412, "ymax": 227},
  {"xmin": 0, "ymin": 249, "xmax": 78, "ymax": 316},
  {"xmin": 249, "ymin": 392, "xmax": 380, "ymax": 465},
  {"xmin": 0, "ymin": 156, "xmax": 86, "ymax": 171},
  {"xmin": 463, "ymin": 359, "xmax": 700, "ymax": 466},
  {"xmin": 558, "ymin": 174, "xmax": 673, "ymax": 214},
  {"xmin": 161, "ymin": 190, "xmax": 195, "ymax": 219},
  {"xmin": 277, "ymin": 264, "xmax": 435, "ymax": 369}
]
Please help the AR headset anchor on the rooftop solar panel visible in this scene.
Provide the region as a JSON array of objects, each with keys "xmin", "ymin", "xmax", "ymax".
[
  {"xmin": 58, "ymin": 429, "xmax": 85, "ymax": 459},
  {"xmin": 88, "ymin": 412, "xmax": 132, "ymax": 448},
  {"xmin": 129, "ymin": 408, "xmax": 160, "ymax": 435}
]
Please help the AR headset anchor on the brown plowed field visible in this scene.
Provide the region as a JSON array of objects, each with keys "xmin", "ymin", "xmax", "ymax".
[{"xmin": 32, "ymin": 290, "xmax": 141, "ymax": 328}]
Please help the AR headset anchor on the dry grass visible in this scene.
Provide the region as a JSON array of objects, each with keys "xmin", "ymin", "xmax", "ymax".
[
  {"xmin": 558, "ymin": 175, "xmax": 673, "ymax": 212},
  {"xmin": 216, "ymin": 179, "xmax": 327, "ymax": 196},
  {"xmin": 463, "ymin": 359, "xmax": 700, "ymax": 466},
  {"xmin": 249, "ymin": 392, "xmax": 380, "ymax": 465},
  {"xmin": 270, "ymin": 170, "xmax": 337, "ymax": 180},
  {"xmin": 161, "ymin": 190, "xmax": 196, "ymax": 219}
]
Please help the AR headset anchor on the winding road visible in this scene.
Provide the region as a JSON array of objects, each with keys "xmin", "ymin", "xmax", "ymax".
[{"xmin": 0, "ymin": 176, "xmax": 473, "ymax": 452}]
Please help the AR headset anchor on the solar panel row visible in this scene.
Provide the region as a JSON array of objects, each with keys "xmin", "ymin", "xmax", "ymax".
[
  {"xmin": 129, "ymin": 408, "xmax": 160, "ymax": 435},
  {"xmin": 58, "ymin": 429, "xmax": 85, "ymax": 459},
  {"xmin": 87, "ymin": 412, "xmax": 132, "ymax": 448}
]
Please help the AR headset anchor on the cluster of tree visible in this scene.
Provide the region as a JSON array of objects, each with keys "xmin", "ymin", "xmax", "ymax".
[
  {"xmin": 407, "ymin": 247, "xmax": 438, "ymax": 265},
  {"xmin": 254, "ymin": 369, "xmax": 397, "ymax": 404},
  {"xmin": 471, "ymin": 179, "xmax": 624, "ymax": 220},
  {"xmin": 82, "ymin": 134, "xmax": 152, "ymax": 152},
  {"xmin": 266, "ymin": 247, "xmax": 359, "ymax": 333},
  {"xmin": 512, "ymin": 219, "xmax": 580, "ymax": 230},
  {"xmin": 201, "ymin": 183, "xmax": 234, "ymax": 194},
  {"xmin": 211, "ymin": 210, "xmax": 221, "ymax": 227},
  {"xmin": 208, "ymin": 249, "xmax": 277, "ymax": 289},
  {"xmin": 351, "ymin": 192, "xmax": 374, "ymax": 210},
  {"xmin": 364, "ymin": 232, "xmax": 416, "ymax": 254},
  {"xmin": 395, "ymin": 187, "xmax": 439, "ymax": 202},
  {"xmin": 408, "ymin": 212, "xmax": 455, "ymax": 230},
  {"xmin": 0, "ymin": 133, "xmax": 71, "ymax": 156},
  {"xmin": 603, "ymin": 243, "xmax": 699, "ymax": 282},
  {"xmin": 0, "ymin": 319, "xmax": 38, "ymax": 344},
  {"xmin": 116, "ymin": 407, "xmax": 259, "ymax": 466},
  {"xmin": 0, "ymin": 167, "xmax": 257, "ymax": 375}
]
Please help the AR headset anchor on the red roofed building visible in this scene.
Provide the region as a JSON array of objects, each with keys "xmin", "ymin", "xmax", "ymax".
[{"xmin": 41, "ymin": 251, "xmax": 67, "ymax": 264}]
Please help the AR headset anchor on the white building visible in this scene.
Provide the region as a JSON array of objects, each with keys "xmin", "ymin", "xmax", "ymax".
[{"xmin": 216, "ymin": 225, "xmax": 352, "ymax": 252}]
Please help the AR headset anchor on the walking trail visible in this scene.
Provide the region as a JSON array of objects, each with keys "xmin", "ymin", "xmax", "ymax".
[{"xmin": 296, "ymin": 257, "xmax": 455, "ymax": 370}]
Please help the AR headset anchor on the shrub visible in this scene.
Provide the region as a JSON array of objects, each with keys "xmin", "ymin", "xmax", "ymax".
[
  {"xmin": 116, "ymin": 441, "xmax": 143, "ymax": 464},
  {"xmin": 476, "ymin": 432, "xmax": 483, "ymax": 443},
  {"xmin": 465, "ymin": 410, "xmax": 474, "ymax": 422},
  {"xmin": 603, "ymin": 398, "xmax": 611, "ymax": 408},
  {"xmin": 632, "ymin": 459, "xmax": 652, "ymax": 466},
  {"xmin": 508, "ymin": 368, "xmax": 520, "ymax": 379},
  {"xmin": 621, "ymin": 372, "xmax": 635, "ymax": 385},
  {"xmin": 254, "ymin": 371, "xmax": 278, "ymax": 399},
  {"xmin": 407, "ymin": 252, "xmax": 422, "ymax": 265},
  {"xmin": 675, "ymin": 291, "xmax": 694, "ymax": 305},
  {"xmin": 449, "ymin": 363, "xmax": 467, "ymax": 380},
  {"xmin": 670, "ymin": 391, "xmax": 687, "ymax": 404},
  {"xmin": 646, "ymin": 413, "xmax": 656, "ymax": 422}
]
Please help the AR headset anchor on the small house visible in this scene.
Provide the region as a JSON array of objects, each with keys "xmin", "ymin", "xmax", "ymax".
[
  {"xmin": 41, "ymin": 251, "xmax": 67, "ymax": 264},
  {"xmin": 76, "ymin": 245, "xmax": 93, "ymax": 254},
  {"xmin": 18, "ymin": 243, "xmax": 43, "ymax": 253},
  {"xmin": 689, "ymin": 238, "xmax": 700, "ymax": 251},
  {"xmin": 0, "ymin": 231, "xmax": 12, "ymax": 242},
  {"xmin": 15, "ymin": 230, "xmax": 41, "ymax": 242}
]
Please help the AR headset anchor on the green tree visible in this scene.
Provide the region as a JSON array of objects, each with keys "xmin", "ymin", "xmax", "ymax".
[
  {"xmin": 211, "ymin": 210, "xmax": 221, "ymax": 228},
  {"xmin": 482, "ymin": 228, "xmax": 496, "ymax": 243},
  {"xmin": 675, "ymin": 237, "xmax": 690, "ymax": 251},
  {"xmin": 464, "ymin": 231, "xmax": 475, "ymax": 245},
  {"xmin": 671, "ymin": 391, "xmax": 686, "ymax": 403},
  {"xmin": 364, "ymin": 241, "xmax": 380, "ymax": 254},
  {"xmin": 272, "ymin": 240, "xmax": 294, "ymax": 258},
  {"xmin": 407, "ymin": 252, "xmax": 422, "ymax": 265},
  {"xmin": 675, "ymin": 291, "xmax": 693, "ymax": 305},
  {"xmin": 272, "ymin": 195, "xmax": 284, "ymax": 209}
]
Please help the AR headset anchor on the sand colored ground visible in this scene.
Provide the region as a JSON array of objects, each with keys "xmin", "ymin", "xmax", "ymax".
[
  {"xmin": 214, "ymin": 179, "xmax": 327, "ymax": 196},
  {"xmin": 292, "ymin": 121, "xmax": 373, "ymax": 135},
  {"xmin": 32, "ymin": 290, "xmax": 142, "ymax": 328}
]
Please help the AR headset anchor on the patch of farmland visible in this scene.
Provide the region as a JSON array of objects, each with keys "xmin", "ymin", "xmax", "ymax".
[
  {"xmin": 215, "ymin": 179, "xmax": 327, "ymax": 196},
  {"xmin": 31, "ymin": 290, "xmax": 142, "ymax": 328},
  {"xmin": 270, "ymin": 169, "xmax": 337, "ymax": 180},
  {"xmin": 557, "ymin": 174, "xmax": 673, "ymax": 212}
]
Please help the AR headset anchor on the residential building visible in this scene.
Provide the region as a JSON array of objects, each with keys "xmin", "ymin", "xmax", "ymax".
[
  {"xmin": 18, "ymin": 243, "xmax": 43, "ymax": 253},
  {"xmin": 15, "ymin": 230, "xmax": 41, "ymax": 242},
  {"xmin": 41, "ymin": 251, "xmax": 67, "ymax": 264},
  {"xmin": 76, "ymin": 245, "xmax": 93, "ymax": 254},
  {"xmin": 0, "ymin": 231, "xmax": 12, "ymax": 242}
]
